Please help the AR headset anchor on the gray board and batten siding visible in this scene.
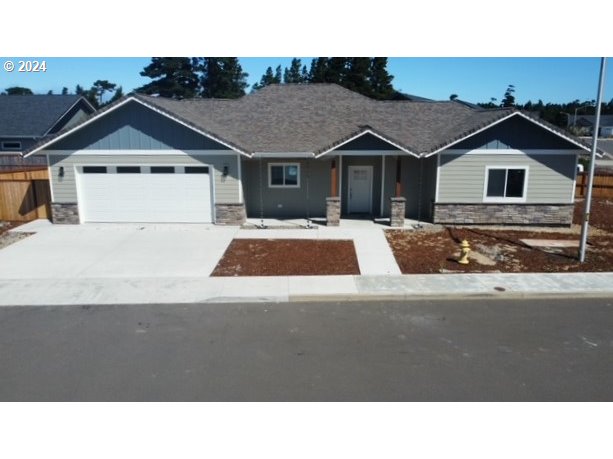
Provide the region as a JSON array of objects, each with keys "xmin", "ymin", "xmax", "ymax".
[
  {"xmin": 43, "ymin": 100, "xmax": 241, "ymax": 205},
  {"xmin": 437, "ymin": 116, "xmax": 580, "ymax": 205}
]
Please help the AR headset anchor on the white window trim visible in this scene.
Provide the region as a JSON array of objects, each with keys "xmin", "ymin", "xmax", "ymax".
[
  {"xmin": 1, "ymin": 141, "xmax": 22, "ymax": 151},
  {"xmin": 482, "ymin": 165, "xmax": 529, "ymax": 203},
  {"xmin": 268, "ymin": 162, "xmax": 300, "ymax": 188}
]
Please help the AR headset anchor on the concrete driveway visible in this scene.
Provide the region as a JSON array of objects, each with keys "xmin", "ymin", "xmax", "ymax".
[{"xmin": 0, "ymin": 220, "xmax": 238, "ymax": 279}]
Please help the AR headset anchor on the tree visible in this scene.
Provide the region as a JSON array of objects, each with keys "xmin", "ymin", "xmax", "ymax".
[
  {"xmin": 252, "ymin": 65, "xmax": 281, "ymax": 91},
  {"xmin": 137, "ymin": 57, "xmax": 199, "ymax": 99},
  {"xmin": 109, "ymin": 86, "xmax": 124, "ymax": 104},
  {"xmin": 47, "ymin": 90, "xmax": 53, "ymax": 95},
  {"xmin": 4, "ymin": 86, "xmax": 33, "ymax": 95},
  {"xmin": 368, "ymin": 57, "xmax": 395, "ymax": 99},
  {"xmin": 449, "ymin": 94, "xmax": 458, "ymax": 101},
  {"xmin": 92, "ymin": 80, "xmax": 116, "ymax": 106},
  {"xmin": 195, "ymin": 58, "xmax": 248, "ymax": 98},
  {"xmin": 308, "ymin": 57, "xmax": 329, "ymax": 83},
  {"xmin": 344, "ymin": 57, "xmax": 372, "ymax": 95},
  {"xmin": 61, "ymin": 87, "xmax": 69, "ymax": 95},
  {"xmin": 283, "ymin": 58, "xmax": 306, "ymax": 84},
  {"xmin": 502, "ymin": 84, "xmax": 516, "ymax": 107},
  {"xmin": 326, "ymin": 57, "xmax": 348, "ymax": 84}
]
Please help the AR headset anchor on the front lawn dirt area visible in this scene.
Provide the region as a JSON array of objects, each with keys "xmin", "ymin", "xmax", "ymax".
[
  {"xmin": 386, "ymin": 198, "xmax": 613, "ymax": 274},
  {"xmin": 0, "ymin": 221, "xmax": 30, "ymax": 250},
  {"xmin": 211, "ymin": 239, "xmax": 360, "ymax": 276}
]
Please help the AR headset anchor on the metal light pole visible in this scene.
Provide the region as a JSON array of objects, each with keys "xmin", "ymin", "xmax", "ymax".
[
  {"xmin": 573, "ymin": 103, "xmax": 594, "ymax": 128},
  {"xmin": 579, "ymin": 57, "xmax": 607, "ymax": 263}
]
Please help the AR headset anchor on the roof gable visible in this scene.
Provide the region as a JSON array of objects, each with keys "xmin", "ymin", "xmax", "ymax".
[
  {"xmin": 50, "ymin": 99, "xmax": 231, "ymax": 151},
  {"xmin": 0, "ymin": 95, "xmax": 93, "ymax": 137},
  {"xmin": 451, "ymin": 114, "xmax": 582, "ymax": 150}
]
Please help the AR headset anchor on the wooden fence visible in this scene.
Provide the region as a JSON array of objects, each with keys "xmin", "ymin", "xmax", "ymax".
[
  {"xmin": 576, "ymin": 172, "xmax": 613, "ymax": 199},
  {"xmin": 0, "ymin": 168, "xmax": 51, "ymax": 221}
]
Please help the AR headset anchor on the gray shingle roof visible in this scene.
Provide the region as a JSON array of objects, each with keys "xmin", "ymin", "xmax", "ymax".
[
  {"xmin": 0, "ymin": 95, "xmax": 88, "ymax": 137},
  {"xmin": 22, "ymin": 84, "xmax": 593, "ymax": 156},
  {"xmin": 137, "ymin": 84, "xmax": 526, "ymax": 155}
]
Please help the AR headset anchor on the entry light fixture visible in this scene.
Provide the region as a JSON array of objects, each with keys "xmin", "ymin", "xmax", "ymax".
[
  {"xmin": 59, "ymin": 166, "xmax": 65, "ymax": 178},
  {"xmin": 222, "ymin": 165, "xmax": 229, "ymax": 177}
]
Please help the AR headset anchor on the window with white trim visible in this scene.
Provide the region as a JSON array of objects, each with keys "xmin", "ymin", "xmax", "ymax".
[
  {"xmin": 484, "ymin": 166, "xmax": 528, "ymax": 202},
  {"xmin": 268, "ymin": 163, "xmax": 300, "ymax": 188}
]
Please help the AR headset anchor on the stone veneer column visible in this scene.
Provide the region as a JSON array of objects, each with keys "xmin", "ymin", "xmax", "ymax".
[
  {"xmin": 215, "ymin": 203, "xmax": 246, "ymax": 225},
  {"xmin": 51, "ymin": 202, "xmax": 80, "ymax": 224},
  {"xmin": 390, "ymin": 197, "xmax": 406, "ymax": 228},
  {"xmin": 326, "ymin": 197, "xmax": 340, "ymax": 226}
]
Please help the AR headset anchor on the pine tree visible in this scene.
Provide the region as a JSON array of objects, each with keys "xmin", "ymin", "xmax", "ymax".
[
  {"xmin": 61, "ymin": 87, "xmax": 69, "ymax": 95},
  {"xmin": 283, "ymin": 58, "xmax": 306, "ymax": 84},
  {"xmin": 252, "ymin": 65, "xmax": 282, "ymax": 91},
  {"xmin": 92, "ymin": 80, "xmax": 116, "ymax": 106},
  {"xmin": 196, "ymin": 58, "xmax": 248, "ymax": 98},
  {"xmin": 344, "ymin": 57, "xmax": 372, "ymax": 95},
  {"xmin": 502, "ymin": 84, "xmax": 516, "ymax": 107},
  {"xmin": 369, "ymin": 57, "xmax": 394, "ymax": 99},
  {"xmin": 308, "ymin": 58, "xmax": 329, "ymax": 83},
  {"xmin": 137, "ymin": 57, "xmax": 199, "ymax": 99},
  {"xmin": 326, "ymin": 58, "xmax": 348, "ymax": 84},
  {"xmin": 109, "ymin": 86, "xmax": 124, "ymax": 104},
  {"xmin": 4, "ymin": 86, "xmax": 33, "ymax": 95}
]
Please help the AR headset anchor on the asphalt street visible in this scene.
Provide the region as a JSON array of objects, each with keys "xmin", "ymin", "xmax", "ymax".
[{"xmin": 1, "ymin": 297, "xmax": 612, "ymax": 401}]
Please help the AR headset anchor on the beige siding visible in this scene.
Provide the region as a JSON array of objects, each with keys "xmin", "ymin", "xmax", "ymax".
[
  {"xmin": 47, "ymin": 150, "xmax": 240, "ymax": 204},
  {"xmin": 437, "ymin": 150, "xmax": 577, "ymax": 204}
]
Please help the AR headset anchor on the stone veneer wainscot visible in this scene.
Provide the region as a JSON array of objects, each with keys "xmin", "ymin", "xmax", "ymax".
[
  {"xmin": 215, "ymin": 203, "xmax": 246, "ymax": 225},
  {"xmin": 433, "ymin": 203, "xmax": 574, "ymax": 226},
  {"xmin": 51, "ymin": 202, "xmax": 80, "ymax": 224}
]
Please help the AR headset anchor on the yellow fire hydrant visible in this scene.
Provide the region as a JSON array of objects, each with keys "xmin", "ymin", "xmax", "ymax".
[{"xmin": 458, "ymin": 239, "xmax": 471, "ymax": 265}]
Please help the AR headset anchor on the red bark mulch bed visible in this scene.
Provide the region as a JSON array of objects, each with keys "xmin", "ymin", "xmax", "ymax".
[
  {"xmin": 211, "ymin": 239, "xmax": 360, "ymax": 276},
  {"xmin": 386, "ymin": 198, "xmax": 613, "ymax": 274}
]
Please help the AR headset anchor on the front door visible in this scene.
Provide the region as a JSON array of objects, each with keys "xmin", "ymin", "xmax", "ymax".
[{"xmin": 348, "ymin": 166, "xmax": 373, "ymax": 214}]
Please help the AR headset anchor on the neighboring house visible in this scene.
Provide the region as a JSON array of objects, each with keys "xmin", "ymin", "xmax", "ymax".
[
  {"xmin": 570, "ymin": 114, "xmax": 613, "ymax": 137},
  {"xmin": 0, "ymin": 95, "xmax": 95, "ymax": 168},
  {"xmin": 22, "ymin": 84, "xmax": 591, "ymax": 227}
]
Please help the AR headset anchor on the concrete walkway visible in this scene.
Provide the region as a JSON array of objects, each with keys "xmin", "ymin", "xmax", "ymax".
[{"xmin": 1, "ymin": 272, "xmax": 612, "ymax": 306}]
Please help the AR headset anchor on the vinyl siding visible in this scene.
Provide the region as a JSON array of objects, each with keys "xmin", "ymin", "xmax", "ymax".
[
  {"xmin": 242, "ymin": 158, "xmax": 331, "ymax": 218},
  {"xmin": 437, "ymin": 150, "xmax": 577, "ymax": 204},
  {"xmin": 381, "ymin": 156, "xmax": 437, "ymax": 220},
  {"xmin": 48, "ymin": 151, "xmax": 240, "ymax": 204},
  {"xmin": 51, "ymin": 101, "xmax": 229, "ymax": 151}
]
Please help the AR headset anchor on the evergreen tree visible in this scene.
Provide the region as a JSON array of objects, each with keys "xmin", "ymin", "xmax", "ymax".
[
  {"xmin": 369, "ymin": 57, "xmax": 395, "ymax": 99},
  {"xmin": 252, "ymin": 65, "xmax": 282, "ymax": 91},
  {"xmin": 284, "ymin": 58, "xmax": 306, "ymax": 83},
  {"xmin": 301, "ymin": 65, "xmax": 309, "ymax": 82},
  {"xmin": 449, "ymin": 94, "xmax": 458, "ymax": 101},
  {"xmin": 109, "ymin": 86, "xmax": 124, "ymax": 104},
  {"xmin": 92, "ymin": 80, "xmax": 116, "ymax": 106},
  {"xmin": 326, "ymin": 57, "xmax": 348, "ymax": 84},
  {"xmin": 61, "ymin": 87, "xmax": 69, "ymax": 95},
  {"xmin": 47, "ymin": 90, "xmax": 53, "ymax": 95},
  {"xmin": 502, "ymin": 84, "xmax": 516, "ymax": 107},
  {"xmin": 4, "ymin": 86, "xmax": 33, "ymax": 95},
  {"xmin": 196, "ymin": 57, "xmax": 248, "ymax": 98},
  {"xmin": 344, "ymin": 57, "xmax": 372, "ymax": 95},
  {"xmin": 308, "ymin": 57, "xmax": 329, "ymax": 83},
  {"xmin": 137, "ymin": 57, "xmax": 199, "ymax": 99}
]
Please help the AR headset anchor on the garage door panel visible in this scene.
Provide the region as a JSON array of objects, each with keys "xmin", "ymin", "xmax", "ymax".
[{"xmin": 78, "ymin": 166, "xmax": 212, "ymax": 223}]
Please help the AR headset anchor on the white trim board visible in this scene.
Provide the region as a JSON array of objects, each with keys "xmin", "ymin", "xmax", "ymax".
[
  {"xmin": 441, "ymin": 148, "xmax": 583, "ymax": 156},
  {"xmin": 482, "ymin": 165, "xmax": 529, "ymax": 204},
  {"xmin": 46, "ymin": 149, "xmax": 238, "ymax": 156},
  {"xmin": 424, "ymin": 112, "xmax": 591, "ymax": 157},
  {"xmin": 23, "ymin": 97, "xmax": 250, "ymax": 158}
]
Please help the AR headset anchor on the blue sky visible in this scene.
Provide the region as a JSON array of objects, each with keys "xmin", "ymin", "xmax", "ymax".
[{"xmin": 0, "ymin": 57, "xmax": 610, "ymax": 104}]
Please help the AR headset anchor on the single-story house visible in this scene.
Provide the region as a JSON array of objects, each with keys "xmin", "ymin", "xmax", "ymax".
[
  {"xmin": 0, "ymin": 95, "xmax": 95, "ymax": 169},
  {"xmin": 22, "ymin": 84, "xmax": 592, "ymax": 227}
]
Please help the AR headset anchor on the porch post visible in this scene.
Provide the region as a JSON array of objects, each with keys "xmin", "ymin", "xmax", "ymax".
[
  {"xmin": 390, "ymin": 156, "xmax": 405, "ymax": 227},
  {"xmin": 326, "ymin": 157, "xmax": 341, "ymax": 226},
  {"xmin": 395, "ymin": 155, "xmax": 402, "ymax": 197},
  {"xmin": 330, "ymin": 159, "xmax": 338, "ymax": 197}
]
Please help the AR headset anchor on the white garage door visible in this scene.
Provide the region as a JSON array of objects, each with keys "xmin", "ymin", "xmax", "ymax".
[{"xmin": 77, "ymin": 165, "xmax": 213, "ymax": 223}]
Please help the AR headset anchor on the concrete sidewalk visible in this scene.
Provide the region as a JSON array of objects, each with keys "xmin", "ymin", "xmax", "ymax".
[{"xmin": 1, "ymin": 272, "xmax": 612, "ymax": 306}]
